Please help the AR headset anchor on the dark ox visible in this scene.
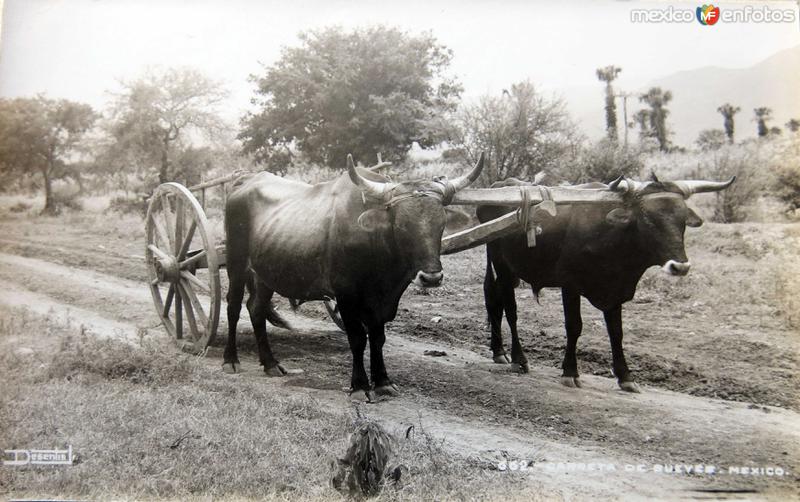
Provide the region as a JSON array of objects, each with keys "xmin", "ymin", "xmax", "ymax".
[
  {"xmin": 477, "ymin": 175, "xmax": 734, "ymax": 392},
  {"xmin": 223, "ymin": 154, "xmax": 485, "ymax": 399}
]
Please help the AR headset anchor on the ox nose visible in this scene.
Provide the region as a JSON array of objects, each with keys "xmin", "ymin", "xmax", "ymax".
[
  {"xmin": 414, "ymin": 270, "xmax": 444, "ymax": 288},
  {"xmin": 663, "ymin": 260, "xmax": 691, "ymax": 276}
]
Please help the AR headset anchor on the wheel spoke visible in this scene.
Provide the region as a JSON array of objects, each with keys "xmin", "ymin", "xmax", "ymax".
[
  {"xmin": 147, "ymin": 244, "xmax": 171, "ymax": 262},
  {"xmin": 150, "ymin": 277, "xmax": 161, "ymax": 286},
  {"xmin": 179, "ymin": 250, "xmax": 206, "ymax": 270},
  {"xmin": 161, "ymin": 193, "xmax": 175, "ymax": 251},
  {"xmin": 180, "ymin": 278, "xmax": 208, "ymax": 326},
  {"xmin": 177, "ymin": 220, "xmax": 197, "ymax": 261},
  {"xmin": 181, "ymin": 270, "xmax": 210, "ymax": 294},
  {"xmin": 150, "ymin": 213, "xmax": 172, "ymax": 253},
  {"xmin": 162, "ymin": 284, "xmax": 175, "ymax": 319},
  {"xmin": 178, "ymin": 283, "xmax": 200, "ymax": 339},
  {"xmin": 175, "ymin": 284, "xmax": 183, "ymax": 339},
  {"xmin": 174, "ymin": 197, "xmax": 184, "ymax": 256}
]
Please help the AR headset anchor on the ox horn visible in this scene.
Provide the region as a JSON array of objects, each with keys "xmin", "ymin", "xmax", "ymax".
[
  {"xmin": 347, "ymin": 154, "xmax": 392, "ymax": 200},
  {"xmin": 450, "ymin": 152, "xmax": 486, "ymax": 191},
  {"xmin": 673, "ymin": 177, "xmax": 736, "ymax": 197},
  {"xmin": 608, "ymin": 176, "xmax": 645, "ymax": 192}
]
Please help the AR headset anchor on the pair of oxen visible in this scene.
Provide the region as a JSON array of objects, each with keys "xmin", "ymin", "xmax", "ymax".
[{"xmin": 222, "ymin": 154, "xmax": 733, "ymax": 400}]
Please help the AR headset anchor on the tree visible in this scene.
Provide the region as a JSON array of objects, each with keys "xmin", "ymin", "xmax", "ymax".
[
  {"xmin": 106, "ymin": 67, "xmax": 228, "ymax": 185},
  {"xmin": 696, "ymin": 129, "xmax": 727, "ymax": 151},
  {"xmin": 754, "ymin": 107, "xmax": 772, "ymax": 138},
  {"xmin": 449, "ymin": 81, "xmax": 582, "ymax": 185},
  {"xmin": 716, "ymin": 103, "xmax": 740, "ymax": 144},
  {"xmin": 632, "ymin": 109, "xmax": 651, "ymax": 139},
  {"xmin": 639, "ymin": 87, "xmax": 672, "ymax": 151},
  {"xmin": 0, "ymin": 96, "xmax": 96, "ymax": 214},
  {"xmin": 239, "ymin": 26, "xmax": 461, "ymax": 171},
  {"xmin": 596, "ymin": 65, "xmax": 622, "ymax": 142},
  {"xmin": 786, "ymin": 119, "xmax": 800, "ymax": 133}
]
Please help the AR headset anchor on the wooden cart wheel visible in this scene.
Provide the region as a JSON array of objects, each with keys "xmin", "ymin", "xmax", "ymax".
[
  {"xmin": 145, "ymin": 182, "xmax": 221, "ymax": 353},
  {"xmin": 324, "ymin": 298, "xmax": 345, "ymax": 331}
]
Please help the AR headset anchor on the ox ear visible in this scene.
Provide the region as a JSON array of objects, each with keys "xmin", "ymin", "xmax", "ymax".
[
  {"xmin": 686, "ymin": 207, "xmax": 703, "ymax": 228},
  {"xmin": 605, "ymin": 207, "xmax": 634, "ymax": 227},
  {"xmin": 357, "ymin": 208, "xmax": 391, "ymax": 232}
]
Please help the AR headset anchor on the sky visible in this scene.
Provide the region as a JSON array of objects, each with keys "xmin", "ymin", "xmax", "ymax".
[{"xmin": 0, "ymin": 0, "xmax": 799, "ymax": 136}]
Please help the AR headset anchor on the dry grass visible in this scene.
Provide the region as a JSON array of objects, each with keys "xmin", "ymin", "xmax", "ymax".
[{"xmin": 0, "ymin": 306, "xmax": 544, "ymax": 501}]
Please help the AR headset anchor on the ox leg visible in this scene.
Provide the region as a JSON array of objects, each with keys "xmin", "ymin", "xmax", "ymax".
[
  {"xmin": 484, "ymin": 251, "xmax": 509, "ymax": 364},
  {"xmin": 339, "ymin": 302, "xmax": 373, "ymax": 401},
  {"xmin": 247, "ymin": 279, "xmax": 285, "ymax": 376},
  {"xmin": 222, "ymin": 271, "xmax": 247, "ymax": 374},
  {"xmin": 604, "ymin": 305, "xmax": 640, "ymax": 393},
  {"xmin": 560, "ymin": 288, "xmax": 583, "ymax": 388},
  {"xmin": 500, "ymin": 277, "xmax": 528, "ymax": 373},
  {"xmin": 369, "ymin": 323, "xmax": 398, "ymax": 396}
]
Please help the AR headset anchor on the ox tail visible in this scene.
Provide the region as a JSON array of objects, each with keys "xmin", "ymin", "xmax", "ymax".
[{"xmin": 266, "ymin": 301, "xmax": 292, "ymax": 330}]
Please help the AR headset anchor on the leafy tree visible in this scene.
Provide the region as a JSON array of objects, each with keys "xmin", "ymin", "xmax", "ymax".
[
  {"xmin": 0, "ymin": 96, "xmax": 96, "ymax": 214},
  {"xmin": 449, "ymin": 80, "xmax": 582, "ymax": 185},
  {"xmin": 754, "ymin": 107, "xmax": 772, "ymax": 138},
  {"xmin": 239, "ymin": 26, "xmax": 461, "ymax": 171},
  {"xmin": 105, "ymin": 67, "xmax": 228, "ymax": 186},
  {"xmin": 716, "ymin": 103, "xmax": 740, "ymax": 144},
  {"xmin": 786, "ymin": 119, "xmax": 800, "ymax": 133},
  {"xmin": 696, "ymin": 129, "xmax": 727, "ymax": 151},
  {"xmin": 596, "ymin": 65, "xmax": 622, "ymax": 142},
  {"xmin": 639, "ymin": 87, "xmax": 672, "ymax": 151}
]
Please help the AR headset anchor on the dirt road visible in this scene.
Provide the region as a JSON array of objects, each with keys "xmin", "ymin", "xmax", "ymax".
[{"xmin": 1, "ymin": 241, "xmax": 798, "ymax": 500}]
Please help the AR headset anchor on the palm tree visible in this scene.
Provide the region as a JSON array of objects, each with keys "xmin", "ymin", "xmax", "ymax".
[
  {"xmin": 754, "ymin": 107, "xmax": 772, "ymax": 137},
  {"xmin": 596, "ymin": 65, "xmax": 622, "ymax": 142},
  {"xmin": 639, "ymin": 87, "xmax": 672, "ymax": 151},
  {"xmin": 716, "ymin": 103, "xmax": 740, "ymax": 143}
]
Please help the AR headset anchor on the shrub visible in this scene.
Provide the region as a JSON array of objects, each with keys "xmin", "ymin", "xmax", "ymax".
[
  {"xmin": 49, "ymin": 186, "xmax": 84, "ymax": 214},
  {"xmin": 706, "ymin": 146, "xmax": 764, "ymax": 222},
  {"xmin": 8, "ymin": 201, "xmax": 32, "ymax": 213},
  {"xmin": 773, "ymin": 136, "xmax": 800, "ymax": 216},
  {"xmin": 557, "ymin": 139, "xmax": 643, "ymax": 183},
  {"xmin": 108, "ymin": 194, "xmax": 148, "ymax": 215}
]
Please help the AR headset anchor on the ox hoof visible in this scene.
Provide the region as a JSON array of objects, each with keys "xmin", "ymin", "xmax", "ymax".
[
  {"xmin": 560, "ymin": 376, "xmax": 583, "ymax": 388},
  {"xmin": 349, "ymin": 389, "xmax": 377, "ymax": 403},
  {"xmin": 374, "ymin": 383, "xmax": 400, "ymax": 397},
  {"xmin": 222, "ymin": 362, "xmax": 242, "ymax": 374},
  {"xmin": 510, "ymin": 361, "xmax": 529, "ymax": 374},
  {"xmin": 493, "ymin": 354, "xmax": 511, "ymax": 364},
  {"xmin": 619, "ymin": 381, "xmax": 641, "ymax": 393},
  {"xmin": 264, "ymin": 364, "xmax": 287, "ymax": 377}
]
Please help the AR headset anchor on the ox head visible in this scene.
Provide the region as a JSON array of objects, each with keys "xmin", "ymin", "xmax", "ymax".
[
  {"xmin": 607, "ymin": 174, "xmax": 735, "ymax": 276},
  {"xmin": 347, "ymin": 153, "xmax": 485, "ymax": 288}
]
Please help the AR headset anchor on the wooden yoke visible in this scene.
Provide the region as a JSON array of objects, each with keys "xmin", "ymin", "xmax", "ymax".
[{"xmin": 440, "ymin": 185, "xmax": 623, "ymax": 255}]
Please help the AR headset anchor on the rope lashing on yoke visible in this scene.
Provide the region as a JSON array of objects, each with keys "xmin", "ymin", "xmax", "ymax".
[{"xmin": 517, "ymin": 184, "xmax": 556, "ymax": 247}]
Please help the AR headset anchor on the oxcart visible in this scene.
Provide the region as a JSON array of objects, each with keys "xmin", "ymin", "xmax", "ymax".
[{"xmin": 145, "ymin": 164, "xmax": 625, "ymax": 352}]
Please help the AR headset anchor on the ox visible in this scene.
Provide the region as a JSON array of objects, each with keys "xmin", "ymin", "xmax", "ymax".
[
  {"xmin": 477, "ymin": 175, "xmax": 734, "ymax": 392},
  {"xmin": 223, "ymin": 153, "xmax": 485, "ymax": 400}
]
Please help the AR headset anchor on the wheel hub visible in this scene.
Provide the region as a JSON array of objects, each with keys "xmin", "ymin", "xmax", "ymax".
[{"xmin": 154, "ymin": 255, "xmax": 181, "ymax": 283}]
